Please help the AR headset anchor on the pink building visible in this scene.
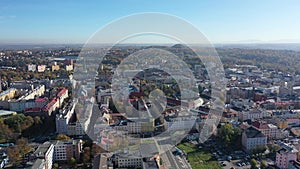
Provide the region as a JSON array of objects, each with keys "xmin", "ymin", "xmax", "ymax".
[{"xmin": 276, "ymin": 143, "xmax": 298, "ymax": 169}]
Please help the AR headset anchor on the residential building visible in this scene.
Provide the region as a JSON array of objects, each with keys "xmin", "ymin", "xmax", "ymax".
[
  {"xmin": 276, "ymin": 142, "xmax": 298, "ymax": 169},
  {"xmin": 53, "ymin": 139, "xmax": 82, "ymax": 162},
  {"xmin": 34, "ymin": 142, "xmax": 54, "ymax": 169},
  {"xmin": 252, "ymin": 121, "xmax": 279, "ymax": 140},
  {"xmin": 127, "ymin": 118, "xmax": 155, "ymax": 134},
  {"xmin": 65, "ymin": 65, "xmax": 73, "ymax": 71},
  {"xmin": 37, "ymin": 65, "xmax": 46, "ymax": 72},
  {"xmin": 27, "ymin": 64, "xmax": 36, "ymax": 72},
  {"xmin": 242, "ymin": 126, "xmax": 267, "ymax": 152},
  {"xmin": 0, "ymin": 88, "xmax": 17, "ymax": 101},
  {"xmin": 238, "ymin": 108, "xmax": 267, "ymax": 121},
  {"xmin": 51, "ymin": 62, "xmax": 60, "ymax": 72}
]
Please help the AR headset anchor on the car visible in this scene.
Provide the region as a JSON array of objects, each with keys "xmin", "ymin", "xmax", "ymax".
[
  {"xmin": 237, "ymin": 163, "xmax": 242, "ymax": 167},
  {"xmin": 242, "ymin": 162, "xmax": 246, "ymax": 166}
]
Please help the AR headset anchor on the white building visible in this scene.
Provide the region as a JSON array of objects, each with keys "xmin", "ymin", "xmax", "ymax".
[
  {"xmin": 28, "ymin": 64, "xmax": 36, "ymax": 72},
  {"xmin": 34, "ymin": 142, "xmax": 54, "ymax": 169},
  {"xmin": 238, "ymin": 109, "xmax": 267, "ymax": 121},
  {"xmin": 53, "ymin": 139, "xmax": 82, "ymax": 162},
  {"xmin": 242, "ymin": 126, "xmax": 267, "ymax": 152}
]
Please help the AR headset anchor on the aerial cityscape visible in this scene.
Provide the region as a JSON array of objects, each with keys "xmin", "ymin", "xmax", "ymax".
[{"xmin": 1, "ymin": 1, "xmax": 300, "ymax": 169}]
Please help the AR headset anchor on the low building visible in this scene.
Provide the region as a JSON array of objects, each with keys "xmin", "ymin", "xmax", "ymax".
[
  {"xmin": 242, "ymin": 126, "xmax": 267, "ymax": 152},
  {"xmin": 275, "ymin": 142, "xmax": 298, "ymax": 169}
]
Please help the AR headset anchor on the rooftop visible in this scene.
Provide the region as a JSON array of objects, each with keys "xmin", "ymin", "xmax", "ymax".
[{"xmin": 244, "ymin": 126, "xmax": 266, "ymax": 138}]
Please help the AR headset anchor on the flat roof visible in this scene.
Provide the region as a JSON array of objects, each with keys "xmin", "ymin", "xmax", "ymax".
[{"xmin": 0, "ymin": 110, "xmax": 17, "ymax": 116}]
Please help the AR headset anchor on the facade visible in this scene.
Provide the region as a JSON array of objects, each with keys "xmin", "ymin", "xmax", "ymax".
[
  {"xmin": 0, "ymin": 88, "xmax": 17, "ymax": 101},
  {"xmin": 65, "ymin": 65, "xmax": 73, "ymax": 71},
  {"xmin": 127, "ymin": 118, "xmax": 155, "ymax": 134},
  {"xmin": 275, "ymin": 142, "xmax": 298, "ymax": 169},
  {"xmin": 37, "ymin": 65, "xmax": 46, "ymax": 72},
  {"xmin": 238, "ymin": 109, "xmax": 267, "ymax": 121},
  {"xmin": 10, "ymin": 97, "xmax": 47, "ymax": 112},
  {"xmin": 242, "ymin": 126, "xmax": 267, "ymax": 152},
  {"xmin": 27, "ymin": 64, "xmax": 36, "ymax": 72},
  {"xmin": 52, "ymin": 64, "xmax": 60, "ymax": 72},
  {"xmin": 55, "ymin": 101, "xmax": 84, "ymax": 136},
  {"xmin": 18, "ymin": 85, "xmax": 45, "ymax": 101},
  {"xmin": 252, "ymin": 121, "xmax": 279, "ymax": 140},
  {"xmin": 53, "ymin": 139, "xmax": 82, "ymax": 162},
  {"xmin": 67, "ymin": 122, "xmax": 85, "ymax": 136},
  {"xmin": 34, "ymin": 142, "xmax": 54, "ymax": 169},
  {"xmin": 43, "ymin": 98, "xmax": 59, "ymax": 116}
]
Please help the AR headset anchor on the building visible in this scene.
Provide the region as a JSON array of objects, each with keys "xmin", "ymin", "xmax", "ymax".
[
  {"xmin": 33, "ymin": 142, "xmax": 54, "ymax": 169},
  {"xmin": 238, "ymin": 108, "xmax": 267, "ymax": 121},
  {"xmin": 57, "ymin": 88, "xmax": 68, "ymax": 107},
  {"xmin": 127, "ymin": 118, "xmax": 155, "ymax": 134},
  {"xmin": 0, "ymin": 88, "xmax": 17, "ymax": 101},
  {"xmin": 0, "ymin": 110, "xmax": 17, "ymax": 118},
  {"xmin": 65, "ymin": 65, "xmax": 73, "ymax": 71},
  {"xmin": 10, "ymin": 97, "xmax": 48, "ymax": 113},
  {"xmin": 53, "ymin": 139, "xmax": 82, "ymax": 162},
  {"xmin": 53, "ymin": 140, "xmax": 82, "ymax": 162},
  {"xmin": 56, "ymin": 101, "xmax": 82, "ymax": 135},
  {"xmin": 27, "ymin": 64, "xmax": 36, "ymax": 72},
  {"xmin": 17, "ymin": 85, "xmax": 45, "ymax": 101},
  {"xmin": 43, "ymin": 98, "xmax": 59, "ymax": 116},
  {"xmin": 242, "ymin": 126, "xmax": 267, "ymax": 152},
  {"xmin": 51, "ymin": 62, "xmax": 60, "ymax": 72},
  {"xmin": 275, "ymin": 142, "xmax": 298, "ymax": 169},
  {"xmin": 37, "ymin": 65, "xmax": 46, "ymax": 72},
  {"xmin": 252, "ymin": 121, "xmax": 279, "ymax": 140},
  {"xmin": 67, "ymin": 122, "xmax": 85, "ymax": 136}
]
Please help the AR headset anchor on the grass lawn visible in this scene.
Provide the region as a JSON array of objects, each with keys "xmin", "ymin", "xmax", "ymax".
[{"xmin": 177, "ymin": 142, "xmax": 222, "ymax": 169}]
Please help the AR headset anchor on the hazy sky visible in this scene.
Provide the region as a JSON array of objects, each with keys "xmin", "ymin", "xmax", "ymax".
[{"xmin": 0, "ymin": 0, "xmax": 300, "ymax": 44}]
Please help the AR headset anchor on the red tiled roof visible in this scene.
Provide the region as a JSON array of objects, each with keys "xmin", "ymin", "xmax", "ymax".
[
  {"xmin": 57, "ymin": 88, "xmax": 68, "ymax": 97},
  {"xmin": 35, "ymin": 98, "xmax": 47, "ymax": 102},
  {"xmin": 43, "ymin": 98, "xmax": 58, "ymax": 111}
]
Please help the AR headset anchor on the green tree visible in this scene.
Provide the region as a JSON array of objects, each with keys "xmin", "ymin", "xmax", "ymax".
[
  {"xmin": 69, "ymin": 157, "xmax": 76, "ymax": 168},
  {"xmin": 218, "ymin": 123, "xmax": 242, "ymax": 149},
  {"xmin": 52, "ymin": 163, "xmax": 59, "ymax": 169},
  {"xmin": 260, "ymin": 160, "xmax": 268, "ymax": 169},
  {"xmin": 56, "ymin": 134, "xmax": 70, "ymax": 140},
  {"xmin": 250, "ymin": 159, "xmax": 258, "ymax": 169}
]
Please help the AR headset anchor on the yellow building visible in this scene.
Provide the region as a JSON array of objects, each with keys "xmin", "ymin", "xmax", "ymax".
[{"xmin": 0, "ymin": 88, "xmax": 17, "ymax": 101}]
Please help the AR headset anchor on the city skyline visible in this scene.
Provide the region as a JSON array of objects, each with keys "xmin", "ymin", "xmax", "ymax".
[{"xmin": 1, "ymin": 0, "xmax": 300, "ymax": 44}]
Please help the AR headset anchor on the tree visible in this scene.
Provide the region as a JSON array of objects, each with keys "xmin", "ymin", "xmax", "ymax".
[
  {"xmin": 218, "ymin": 123, "xmax": 242, "ymax": 149},
  {"xmin": 34, "ymin": 116, "xmax": 43, "ymax": 125},
  {"xmin": 52, "ymin": 163, "xmax": 59, "ymax": 169},
  {"xmin": 56, "ymin": 134, "xmax": 70, "ymax": 140},
  {"xmin": 250, "ymin": 159, "xmax": 258, "ymax": 169},
  {"xmin": 16, "ymin": 138, "xmax": 31, "ymax": 158},
  {"xmin": 7, "ymin": 146, "xmax": 21, "ymax": 166},
  {"xmin": 260, "ymin": 160, "xmax": 268, "ymax": 169},
  {"xmin": 69, "ymin": 157, "xmax": 77, "ymax": 168},
  {"xmin": 83, "ymin": 147, "xmax": 91, "ymax": 164}
]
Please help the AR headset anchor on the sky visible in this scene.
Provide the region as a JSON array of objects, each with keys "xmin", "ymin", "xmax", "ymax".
[{"xmin": 0, "ymin": 0, "xmax": 300, "ymax": 44}]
